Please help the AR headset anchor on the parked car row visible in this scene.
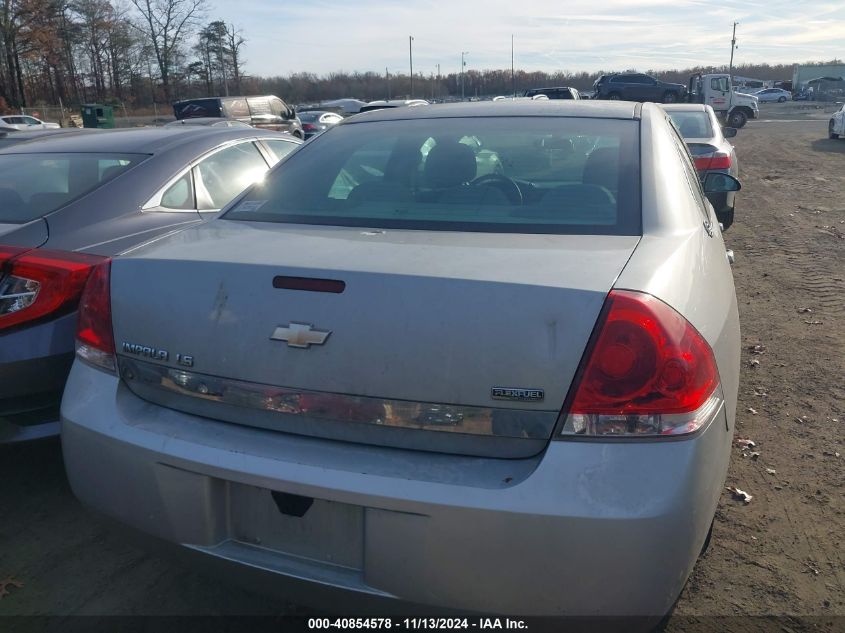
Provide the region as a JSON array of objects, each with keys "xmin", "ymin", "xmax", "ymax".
[{"xmin": 3, "ymin": 100, "xmax": 742, "ymax": 619}]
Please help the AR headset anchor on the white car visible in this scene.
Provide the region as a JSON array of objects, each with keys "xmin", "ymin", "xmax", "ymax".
[
  {"xmin": 0, "ymin": 115, "xmax": 60, "ymax": 130},
  {"xmin": 752, "ymin": 88, "xmax": 791, "ymax": 103},
  {"xmin": 829, "ymin": 103, "xmax": 845, "ymax": 139}
]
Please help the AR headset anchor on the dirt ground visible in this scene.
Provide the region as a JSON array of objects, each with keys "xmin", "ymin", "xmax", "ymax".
[
  {"xmin": 0, "ymin": 102, "xmax": 843, "ymax": 630},
  {"xmin": 666, "ymin": 103, "xmax": 845, "ymax": 629}
]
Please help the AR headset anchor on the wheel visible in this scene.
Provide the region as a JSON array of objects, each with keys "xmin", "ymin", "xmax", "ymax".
[
  {"xmin": 829, "ymin": 121, "xmax": 839, "ymax": 139},
  {"xmin": 728, "ymin": 109, "xmax": 747, "ymax": 128},
  {"xmin": 717, "ymin": 206, "xmax": 735, "ymax": 231},
  {"xmin": 607, "ymin": 92, "xmax": 622, "ymax": 101},
  {"xmin": 470, "ymin": 174, "xmax": 523, "ymax": 205},
  {"xmin": 662, "ymin": 91, "xmax": 678, "ymax": 104},
  {"xmin": 777, "ymin": 96, "xmax": 787, "ymax": 103}
]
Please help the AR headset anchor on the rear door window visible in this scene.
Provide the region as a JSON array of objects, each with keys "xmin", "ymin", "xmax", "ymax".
[
  {"xmin": 666, "ymin": 121, "xmax": 711, "ymax": 225},
  {"xmin": 262, "ymin": 139, "xmax": 298, "ymax": 165},
  {"xmin": 195, "ymin": 142, "xmax": 270, "ymax": 210}
]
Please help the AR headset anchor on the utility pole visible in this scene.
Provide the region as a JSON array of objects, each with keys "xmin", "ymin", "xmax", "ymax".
[
  {"xmin": 511, "ymin": 34, "xmax": 515, "ymax": 98},
  {"xmin": 461, "ymin": 51, "xmax": 469, "ymax": 100},
  {"xmin": 386, "ymin": 67, "xmax": 390, "ymax": 100},
  {"xmin": 409, "ymin": 36, "xmax": 414, "ymax": 98},
  {"xmin": 728, "ymin": 22, "xmax": 738, "ymax": 79},
  {"xmin": 437, "ymin": 63, "xmax": 441, "ymax": 100}
]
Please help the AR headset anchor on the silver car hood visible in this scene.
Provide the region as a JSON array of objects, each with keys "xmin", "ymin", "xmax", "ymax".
[{"xmin": 112, "ymin": 220, "xmax": 639, "ymax": 453}]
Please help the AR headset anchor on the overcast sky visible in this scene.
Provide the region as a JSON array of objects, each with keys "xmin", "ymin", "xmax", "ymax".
[{"xmin": 214, "ymin": 0, "xmax": 843, "ymax": 78}]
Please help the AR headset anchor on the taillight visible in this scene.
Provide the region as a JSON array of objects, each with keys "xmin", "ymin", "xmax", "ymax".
[
  {"xmin": 694, "ymin": 152, "xmax": 732, "ymax": 171},
  {"xmin": 75, "ymin": 259, "xmax": 115, "ymax": 372},
  {"xmin": 559, "ymin": 290, "xmax": 721, "ymax": 438},
  {"xmin": 0, "ymin": 247, "xmax": 104, "ymax": 332},
  {"xmin": 302, "ymin": 123, "xmax": 317, "ymax": 131}
]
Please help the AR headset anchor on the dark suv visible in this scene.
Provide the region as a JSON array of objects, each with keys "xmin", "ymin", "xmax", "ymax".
[
  {"xmin": 173, "ymin": 95, "xmax": 304, "ymax": 138},
  {"xmin": 593, "ymin": 73, "xmax": 686, "ymax": 103},
  {"xmin": 522, "ymin": 87, "xmax": 580, "ymax": 100}
]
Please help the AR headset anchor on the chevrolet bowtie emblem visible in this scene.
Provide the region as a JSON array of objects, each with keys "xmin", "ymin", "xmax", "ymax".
[{"xmin": 270, "ymin": 323, "xmax": 331, "ymax": 348}]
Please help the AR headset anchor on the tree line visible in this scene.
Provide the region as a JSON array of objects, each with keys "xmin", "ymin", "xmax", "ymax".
[
  {"xmin": 0, "ymin": 0, "xmax": 243, "ymax": 110},
  {"xmin": 0, "ymin": 1, "xmax": 839, "ymax": 112}
]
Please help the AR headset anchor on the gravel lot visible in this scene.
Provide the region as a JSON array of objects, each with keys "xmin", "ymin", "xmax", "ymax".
[{"xmin": 1, "ymin": 103, "xmax": 842, "ymax": 630}]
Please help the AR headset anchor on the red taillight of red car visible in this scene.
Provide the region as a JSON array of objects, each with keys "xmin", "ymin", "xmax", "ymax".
[
  {"xmin": 694, "ymin": 152, "xmax": 732, "ymax": 171},
  {"xmin": 560, "ymin": 290, "xmax": 721, "ymax": 437},
  {"xmin": 0, "ymin": 247, "xmax": 105, "ymax": 332},
  {"xmin": 75, "ymin": 259, "xmax": 116, "ymax": 372}
]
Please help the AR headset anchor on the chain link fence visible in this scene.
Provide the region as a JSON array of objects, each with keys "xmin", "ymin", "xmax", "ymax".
[
  {"xmin": 20, "ymin": 105, "xmax": 69, "ymax": 126},
  {"xmin": 18, "ymin": 104, "xmax": 175, "ymax": 128}
]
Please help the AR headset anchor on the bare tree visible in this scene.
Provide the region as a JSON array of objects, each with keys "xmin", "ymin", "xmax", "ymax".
[
  {"xmin": 225, "ymin": 22, "xmax": 244, "ymax": 93},
  {"xmin": 128, "ymin": 0, "xmax": 204, "ymax": 100}
]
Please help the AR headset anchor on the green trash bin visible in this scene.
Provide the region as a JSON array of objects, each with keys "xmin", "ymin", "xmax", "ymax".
[{"xmin": 81, "ymin": 104, "xmax": 115, "ymax": 129}]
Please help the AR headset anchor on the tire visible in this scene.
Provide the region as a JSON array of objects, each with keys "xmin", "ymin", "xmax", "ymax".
[
  {"xmin": 717, "ymin": 206, "xmax": 735, "ymax": 231},
  {"xmin": 829, "ymin": 121, "xmax": 839, "ymax": 139},
  {"xmin": 777, "ymin": 96, "xmax": 787, "ymax": 103},
  {"xmin": 607, "ymin": 92, "xmax": 622, "ymax": 101},
  {"xmin": 662, "ymin": 91, "xmax": 679, "ymax": 104},
  {"xmin": 700, "ymin": 519, "xmax": 714, "ymax": 556},
  {"xmin": 728, "ymin": 109, "xmax": 747, "ymax": 128}
]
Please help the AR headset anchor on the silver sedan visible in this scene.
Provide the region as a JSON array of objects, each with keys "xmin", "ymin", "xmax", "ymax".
[
  {"xmin": 753, "ymin": 88, "xmax": 792, "ymax": 103},
  {"xmin": 663, "ymin": 103, "xmax": 740, "ymax": 229},
  {"xmin": 62, "ymin": 101, "xmax": 741, "ymax": 618}
]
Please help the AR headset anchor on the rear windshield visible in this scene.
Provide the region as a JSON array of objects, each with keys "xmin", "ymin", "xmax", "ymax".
[
  {"xmin": 666, "ymin": 110, "xmax": 713, "ymax": 139},
  {"xmin": 0, "ymin": 153, "xmax": 147, "ymax": 223},
  {"xmin": 225, "ymin": 116, "xmax": 641, "ymax": 235}
]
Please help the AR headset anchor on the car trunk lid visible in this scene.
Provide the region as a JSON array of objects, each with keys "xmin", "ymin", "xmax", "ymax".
[{"xmin": 112, "ymin": 220, "xmax": 639, "ymax": 456}]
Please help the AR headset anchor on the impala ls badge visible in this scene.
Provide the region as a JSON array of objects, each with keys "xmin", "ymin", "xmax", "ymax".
[{"xmin": 270, "ymin": 323, "xmax": 331, "ymax": 349}]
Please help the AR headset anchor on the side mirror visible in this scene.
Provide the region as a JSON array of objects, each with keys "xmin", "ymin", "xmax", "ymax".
[
  {"xmin": 722, "ymin": 127, "xmax": 738, "ymax": 138},
  {"xmin": 703, "ymin": 172, "xmax": 741, "ymax": 193}
]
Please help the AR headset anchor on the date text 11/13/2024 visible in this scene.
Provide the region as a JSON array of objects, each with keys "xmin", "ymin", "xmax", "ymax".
[{"xmin": 308, "ymin": 618, "xmax": 528, "ymax": 630}]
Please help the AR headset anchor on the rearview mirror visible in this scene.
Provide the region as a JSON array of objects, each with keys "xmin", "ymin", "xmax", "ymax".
[
  {"xmin": 703, "ymin": 172, "xmax": 741, "ymax": 193},
  {"xmin": 722, "ymin": 127, "xmax": 737, "ymax": 138}
]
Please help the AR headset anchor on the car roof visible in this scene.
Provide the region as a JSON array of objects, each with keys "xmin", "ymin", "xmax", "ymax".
[
  {"xmin": 173, "ymin": 95, "xmax": 280, "ymax": 104},
  {"xmin": 0, "ymin": 126, "xmax": 290, "ymax": 155},
  {"xmin": 660, "ymin": 104, "xmax": 709, "ymax": 112},
  {"xmin": 364, "ymin": 99, "xmax": 429, "ymax": 107},
  {"xmin": 347, "ymin": 100, "xmax": 639, "ymax": 123}
]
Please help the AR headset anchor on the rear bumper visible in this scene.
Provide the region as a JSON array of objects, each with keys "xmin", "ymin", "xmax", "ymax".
[
  {"xmin": 62, "ymin": 360, "xmax": 734, "ymax": 617},
  {"xmin": 0, "ymin": 312, "xmax": 76, "ymax": 443}
]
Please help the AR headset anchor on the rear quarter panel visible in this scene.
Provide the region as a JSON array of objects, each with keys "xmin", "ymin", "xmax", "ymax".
[{"xmin": 616, "ymin": 104, "xmax": 741, "ymax": 427}]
